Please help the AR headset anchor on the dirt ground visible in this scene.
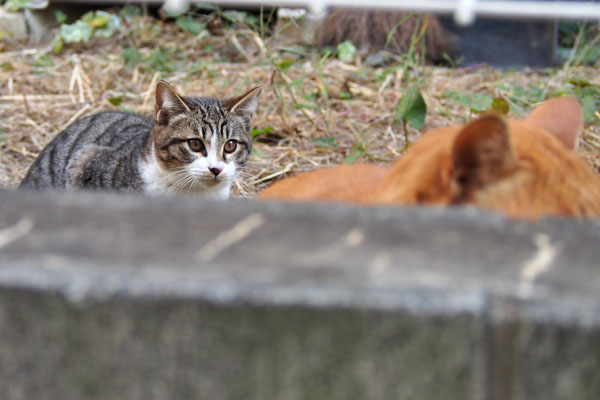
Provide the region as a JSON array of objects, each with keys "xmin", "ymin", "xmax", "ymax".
[{"xmin": 1, "ymin": 11, "xmax": 599, "ymax": 197}]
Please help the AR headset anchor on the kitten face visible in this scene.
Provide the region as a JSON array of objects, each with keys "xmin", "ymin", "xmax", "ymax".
[{"xmin": 142, "ymin": 81, "xmax": 260, "ymax": 197}]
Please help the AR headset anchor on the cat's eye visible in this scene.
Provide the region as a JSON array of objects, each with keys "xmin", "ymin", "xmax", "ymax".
[
  {"xmin": 188, "ymin": 139, "xmax": 205, "ymax": 153},
  {"xmin": 224, "ymin": 139, "xmax": 238, "ymax": 154}
]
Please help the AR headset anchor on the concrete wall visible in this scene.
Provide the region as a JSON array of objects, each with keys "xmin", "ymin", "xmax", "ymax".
[{"xmin": 1, "ymin": 189, "xmax": 600, "ymax": 399}]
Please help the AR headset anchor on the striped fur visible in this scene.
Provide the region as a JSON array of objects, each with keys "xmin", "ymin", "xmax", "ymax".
[{"xmin": 20, "ymin": 81, "xmax": 261, "ymax": 198}]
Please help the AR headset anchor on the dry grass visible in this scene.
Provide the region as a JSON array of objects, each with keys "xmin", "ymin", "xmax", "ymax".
[{"xmin": 1, "ymin": 12, "xmax": 599, "ymax": 197}]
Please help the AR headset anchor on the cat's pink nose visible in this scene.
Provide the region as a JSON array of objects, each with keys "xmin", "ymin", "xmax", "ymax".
[{"xmin": 209, "ymin": 167, "xmax": 222, "ymax": 177}]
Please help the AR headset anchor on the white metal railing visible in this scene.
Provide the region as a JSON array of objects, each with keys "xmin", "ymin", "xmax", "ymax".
[{"xmin": 162, "ymin": 0, "xmax": 600, "ymax": 25}]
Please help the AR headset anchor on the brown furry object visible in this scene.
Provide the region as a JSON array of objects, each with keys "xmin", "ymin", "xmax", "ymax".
[{"xmin": 315, "ymin": 10, "xmax": 456, "ymax": 63}]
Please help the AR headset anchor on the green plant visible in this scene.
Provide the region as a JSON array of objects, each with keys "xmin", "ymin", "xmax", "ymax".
[
  {"xmin": 313, "ymin": 137, "xmax": 337, "ymax": 148},
  {"xmin": 336, "ymin": 40, "xmax": 357, "ymax": 63},
  {"xmin": 53, "ymin": 10, "xmax": 124, "ymax": 52},
  {"xmin": 54, "ymin": 10, "xmax": 67, "ymax": 24},
  {"xmin": 395, "ymin": 84, "xmax": 427, "ymax": 147},
  {"xmin": 568, "ymin": 78, "xmax": 600, "ymax": 125},
  {"xmin": 495, "ymin": 78, "xmax": 599, "ymax": 126},
  {"xmin": 444, "ymin": 90, "xmax": 495, "ymax": 119},
  {"xmin": 560, "ymin": 22, "xmax": 600, "ymax": 69},
  {"xmin": 119, "ymin": 5, "xmax": 142, "ymax": 20},
  {"xmin": 384, "ymin": 13, "xmax": 430, "ymax": 66},
  {"xmin": 107, "ymin": 97, "xmax": 123, "ymax": 106},
  {"xmin": 344, "ymin": 140, "xmax": 365, "ymax": 164},
  {"xmin": 5, "ymin": 0, "xmax": 34, "ymax": 11},
  {"xmin": 121, "ymin": 47, "xmax": 142, "ymax": 70},
  {"xmin": 144, "ymin": 47, "xmax": 177, "ymax": 73},
  {"xmin": 251, "ymin": 126, "xmax": 274, "ymax": 138},
  {"xmin": 175, "ymin": 14, "xmax": 206, "ymax": 35},
  {"xmin": 120, "ymin": 46, "xmax": 179, "ymax": 74}
]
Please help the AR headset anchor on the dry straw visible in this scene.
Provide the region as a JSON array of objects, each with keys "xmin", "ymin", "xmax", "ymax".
[{"xmin": 1, "ymin": 14, "xmax": 598, "ymax": 197}]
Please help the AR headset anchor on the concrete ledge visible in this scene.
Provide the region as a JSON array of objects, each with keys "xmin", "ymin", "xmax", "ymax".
[{"xmin": 1, "ymin": 189, "xmax": 600, "ymax": 398}]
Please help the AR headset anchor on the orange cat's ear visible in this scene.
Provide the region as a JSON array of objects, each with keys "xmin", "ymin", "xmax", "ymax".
[
  {"xmin": 223, "ymin": 87, "xmax": 262, "ymax": 125},
  {"xmin": 155, "ymin": 80, "xmax": 191, "ymax": 125},
  {"xmin": 524, "ymin": 96, "xmax": 583, "ymax": 150},
  {"xmin": 451, "ymin": 115, "xmax": 517, "ymax": 195}
]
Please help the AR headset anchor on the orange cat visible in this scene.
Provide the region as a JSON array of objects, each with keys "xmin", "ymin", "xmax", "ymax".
[{"xmin": 258, "ymin": 97, "xmax": 600, "ymax": 219}]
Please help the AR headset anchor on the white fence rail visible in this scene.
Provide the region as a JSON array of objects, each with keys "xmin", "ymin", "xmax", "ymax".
[{"xmin": 161, "ymin": 0, "xmax": 600, "ymax": 25}]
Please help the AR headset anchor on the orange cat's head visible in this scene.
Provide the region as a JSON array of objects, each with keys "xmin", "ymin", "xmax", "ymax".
[
  {"xmin": 372, "ymin": 97, "xmax": 600, "ymax": 218},
  {"xmin": 259, "ymin": 97, "xmax": 600, "ymax": 219}
]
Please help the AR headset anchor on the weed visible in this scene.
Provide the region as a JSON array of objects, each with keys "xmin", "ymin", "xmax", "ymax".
[
  {"xmin": 107, "ymin": 97, "xmax": 123, "ymax": 106},
  {"xmin": 121, "ymin": 47, "xmax": 143, "ymax": 71},
  {"xmin": 313, "ymin": 137, "xmax": 337, "ymax": 148},
  {"xmin": 54, "ymin": 10, "xmax": 124, "ymax": 52},
  {"xmin": 568, "ymin": 78, "xmax": 600, "ymax": 124},
  {"xmin": 396, "ymin": 84, "xmax": 427, "ymax": 147},
  {"xmin": 54, "ymin": 10, "xmax": 67, "ymax": 24},
  {"xmin": 337, "ymin": 41, "xmax": 357, "ymax": 63},
  {"xmin": 175, "ymin": 14, "xmax": 206, "ymax": 36},
  {"xmin": 5, "ymin": 0, "xmax": 32, "ymax": 11},
  {"xmin": 344, "ymin": 141, "xmax": 365, "ymax": 164},
  {"xmin": 560, "ymin": 22, "xmax": 600, "ymax": 70},
  {"xmin": 444, "ymin": 90, "xmax": 494, "ymax": 119},
  {"xmin": 146, "ymin": 47, "xmax": 176, "ymax": 72},
  {"xmin": 251, "ymin": 126, "xmax": 274, "ymax": 138}
]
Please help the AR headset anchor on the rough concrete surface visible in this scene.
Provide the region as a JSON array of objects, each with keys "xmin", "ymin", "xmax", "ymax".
[{"xmin": 0, "ymin": 189, "xmax": 600, "ymax": 399}]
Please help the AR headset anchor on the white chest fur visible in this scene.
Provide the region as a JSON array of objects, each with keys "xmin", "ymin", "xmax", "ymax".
[{"xmin": 139, "ymin": 147, "xmax": 232, "ymax": 199}]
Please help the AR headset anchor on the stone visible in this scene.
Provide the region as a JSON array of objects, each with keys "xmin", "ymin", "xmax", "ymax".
[
  {"xmin": 0, "ymin": 7, "xmax": 27, "ymax": 40},
  {"xmin": 0, "ymin": 188, "xmax": 600, "ymax": 398}
]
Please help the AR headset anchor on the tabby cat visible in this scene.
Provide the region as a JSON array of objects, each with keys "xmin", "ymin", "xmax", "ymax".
[
  {"xmin": 20, "ymin": 81, "xmax": 261, "ymax": 199},
  {"xmin": 259, "ymin": 97, "xmax": 600, "ymax": 219}
]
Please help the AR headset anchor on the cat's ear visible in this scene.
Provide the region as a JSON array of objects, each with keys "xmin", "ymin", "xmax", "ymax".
[
  {"xmin": 223, "ymin": 86, "xmax": 262, "ymax": 124},
  {"xmin": 524, "ymin": 96, "xmax": 583, "ymax": 150},
  {"xmin": 451, "ymin": 115, "xmax": 517, "ymax": 195},
  {"xmin": 155, "ymin": 80, "xmax": 191, "ymax": 125}
]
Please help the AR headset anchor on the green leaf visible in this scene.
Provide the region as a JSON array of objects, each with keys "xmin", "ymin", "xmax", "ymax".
[
  {"xmin": 443, "ymin": 89, "xmax": 467, "ymax": 104},
  {"xmin": 581, "ymin": 94, "xmax": 597, "ymax": 125},
  {"xmin": 569, "ymin": 77, "xmax": 595, "ymax": 88},
  {"xmin": 470, "ymin": 93, "xmax": 494, "ymax": 112},
  {"xmin": 5, "ymin": 0, "xmax": 29, "ymax": 11},
  {"xmin": 490, "ymin": 97, "xmax": 510, "ymax": 115},
  {"xmin": 52, "ymin": 35, "xmax": 64, "ymax": 53},
  {"xmin": 121, "ymin": 47, "xmax": 142, "ymax": 70},
  {"xmin": 276, "ymin": 59, "xmax": 295, "ymax": 72},
  {"xmin": 60, "ymin": 20, "xmax": 93, "ymax": 43},
  {"xmin": 108, "ymin": 97, "xmax": 123, "ymax": 106},
  {"xmin": 54, "ymin": 10, "xmax": 67, "ymax": 24},
  {"xmin": 290, "ymin": 78, "xmax": 303, "ymax": 88},
  {"xmin": 221, "ymin": 10, "xmax": 253, "ymax": 25},
  {"xmin": 294, "ymin": 102, "xmax": 317, "ymax": 110},
  {"xmin": 144, "ymin": 48, "xmax": 175, "ymax": 72},
  {"xmin": 251, "ymin": 126, "xmax": 274, "ymax": 138},
  {"xmin": 93, "ymin": 11, "xmax": 123, "ymax": 38},
  {"xmin": 344, "ymin": 142, "xmax": 365, "ymax": 164},
  {"xmin": 339, "ymin": 92, "xmax": 352, "ymax": 100},
  {"xmin": 189, "ymin": 61, "xmax": 209, "ymax": 74},
  {"xmin": 87, "ymin": 13, "xmax": 111, "ymax": 28},
  {"xmin": 395, "ymin": 84, "xmax": 427, "ymax": 131},
  {"xmin": 444, "ymin": 90, "xmax": 494, "ymax": 113},
  {"xmin": 176, "ymin": 15, "xmax": 205, "ymax": 36},
  {"xmin": 337, "ymin": 40, "xmax": 357, "ymax": 63},
  {"xmin": 120, "ymin": 5, "xmax": 142, "ymax": 20},
  {"xmin": 313, "ymin": 137, "xmax": 337, "ymax": 148},
  {"xmin": 32, "ymin": 54, "xmax": 54, "ymax": 68}
]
